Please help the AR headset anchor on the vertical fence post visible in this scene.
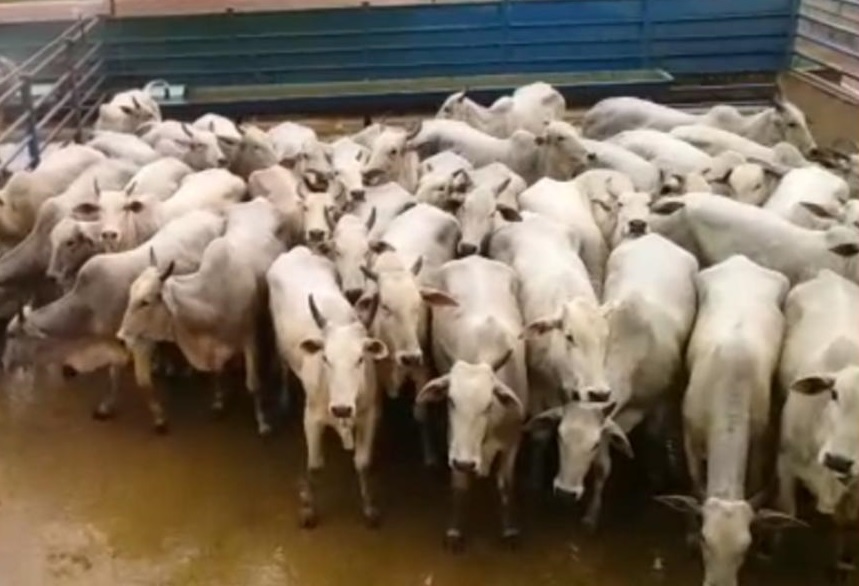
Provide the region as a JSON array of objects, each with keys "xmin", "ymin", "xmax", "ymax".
[
  {"xmin": 19, "ymin": 74, "xmax": 40, "ymax": 169},
  {"xmin": 65, "ymin": 35, "xmax": 83, "ymax": 143}
]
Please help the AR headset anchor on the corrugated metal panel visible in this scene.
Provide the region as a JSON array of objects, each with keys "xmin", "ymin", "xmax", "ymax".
[{"xmin": 794, "ymin": 0, "xmax": 859, "ymax": 100}]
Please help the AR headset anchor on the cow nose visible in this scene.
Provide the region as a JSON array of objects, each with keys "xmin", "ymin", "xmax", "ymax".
[
  {"xmin": 308, "ymin": 229, "xmax": 326, "ymax": 242},
  {"xmin": 330, "ymin": 405, "xmax": 354, "ymax": 420},
  {"xmin": 451, "ymin": 459, "xmax": 476, "ymax": 474},
  {"xmin": 823, "ymin": 452, "xmax": 854, "ymax": 476},
  {"xmin": 101, "ymin": 230, "xmax": 119, "ymax": 242},
  {"xmin": 350, "ymin": 189, "xmax": 366, "ymax": 201},
  {"xmin": 217, "ymin": 157, "xmax": 228, "ymax": 167},
  {"xmin": 457, "ymin": 242, "xmax": 478, "ymax": 257},
  {"xmin": 628, "ymin": 219, "xmax": 647, "ymax": 236},
  {"xmin": 398, "ymin": 352, "xmax": 423, "ymax": 367},
  {"xmin": 585, "ymin": 388, "xmax": 612, "ymax": 403},
  {"xmin": 586, "ymin": 152, "xmax": 597, "ymax": 162},
  {"xmin": 808, "ymin": 147, "xmax": 822, "ymax": 158},
  {"xmin": 344, "ymin": 288, "xmax": 363, "ymax": 304},
  {"xmin": 362, "ymin": 169, "xmax": 383, "ymax": 185}
]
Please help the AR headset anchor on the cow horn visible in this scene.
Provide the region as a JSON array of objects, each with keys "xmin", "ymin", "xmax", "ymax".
[
  {"xmin": 324, "ymin": 206, "xmax": 336, "ymax": 230},
  {"xmin": 405, "ymin": 120, "xmax": 422, "ymax": 141},
  {"xmin": 308, "ymin": 294, "xmax": 327, "ymax": 330},
  {"xmin": 131, "ymin": 95, "xmax": 142, "ymax": 110},
  {"xmin": 149, "ymin": 247, "xmax": 158, "ymax": 267},
  {"xmin": 208, "ymin": 120, "xmax": 216, "ymax": 133},
  {"xmin": 181, "ymin": 123, "xmax": 194, "ymax": 138},
  {"xmin": 491, "ymin": 348, "xmax": 514, "ymax": 372},
  {"xmin": 124, "ymin": 180, "xmax": 137, "ymax": 196},
  {"xmin": 16, "ymin": 303, "xmax": 26, "ymax": 324},
  {"xmin": 360, "ymin": 265, "xmax": 379, "ymax": 282},
  {"xmin": 365, "ymin": 206, "xmax": 377, "ymax": 232},
  {"xmin": 159, "ymin": 260, "xmax": 175, "ymax": 282},
  {"xmin": 410, "ymin": 256, "xmax": 423, "ymax": 276},
  {"xmin": 93, "ymin": 178, "xmax": 101, "ymax": 197}
]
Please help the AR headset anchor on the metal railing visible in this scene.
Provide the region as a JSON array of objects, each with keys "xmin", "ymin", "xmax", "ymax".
[
  {"xmin": 793, "ymin": 0, "xmax": 859, "ymax": 101},
  {"xmin": 0, "ymin": 16, "xmax": 105, "ymax": 178}
]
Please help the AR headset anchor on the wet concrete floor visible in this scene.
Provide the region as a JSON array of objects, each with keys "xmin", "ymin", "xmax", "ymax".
[{"xmin": 0, "ymin": 369, "xmax": 838, "ymax": 585}]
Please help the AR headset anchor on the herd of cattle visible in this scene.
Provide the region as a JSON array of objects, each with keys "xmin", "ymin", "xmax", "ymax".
[{"xmin": 1, "ymin": 81, "xmax": 858, "ymax": 586}]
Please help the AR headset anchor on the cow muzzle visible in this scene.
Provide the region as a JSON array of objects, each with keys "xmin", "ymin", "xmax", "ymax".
[
  {"xmin": 397, "ymin": 352, "xmax": 423, "ymax": 368},
  {"xmin": 553, "ymin": 479, "xmax": 585, "ymax": 502},
  {"xmin": 823, "ymin": 452, "xmax": 855, "ymax": 480}
]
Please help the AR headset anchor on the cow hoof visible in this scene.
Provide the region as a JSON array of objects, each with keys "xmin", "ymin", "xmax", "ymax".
[
  {"xmin": 153, "ymin": 421, "xmax": 170, "ymax": 435},
  {"xmin": 91, "ymin": 405, "xmax": 116, "ymax": 421},
  {"xmin": 299, "ymin": 508, "xmax": 319, "ymax": 530},
  {"xmin": 501, "ymin": 528, "xmax": 521, "ymax": 549},
  {"xmin": 444, "ymin": 529, "xmax": 465, "ymax": 553},
  {"xmin": 257, "ymin": 423, "xmax": 273, "ymax": 438},
  {"xmin": 363, "ymin": 507, "xmax": 382, "ymax": 529}
]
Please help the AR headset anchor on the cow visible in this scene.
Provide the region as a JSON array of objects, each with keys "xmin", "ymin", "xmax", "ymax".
[
  {"xmin": 775, "ymin": 270, "xmax": 859, "ymax": 576},
  {"xmin": 488, "ymin": 213, "xmax": 612, "ymax": 490},
  {"xmin": 649, "ymin": 193, "xmax": 859, "ymax": 285},
  {"xmin": 47, "ymin": 169, "xmax": 245, "ymax": 283},
  {"xmin": 0, "ymin": 159, "xmax": 138, "ymax": 306},
  {"xmin": 657, "ymin": 255, "xmax": 800, "ymax": 586},
  {"xmin": 229, "ymin": 125, "xmax": 280, "ymax": 179},
  {"xmin": 571, "ymin": 169, "xmax": 636, "ymax": 243},
  {"xmin": 437, "ymin": 81, "xmax": 565, "ymax": 137},
  {"xmin": 124, "ymin": 157, "xmax": 194, "ymax": 201},
  {"xmin": 356, "ymin": 203, "xmax": 460, "ymax": 465},
  {"xmin": 361, "ymin": 125, "xmax": 420, "ymax": 192},
  {"xmin": 529, "ymin": 233, "xmax": 697, "ymax": 528},
  {"xmin": 141, "ymin": 121, "xmax": 227, "ymax": 171},
  {"xmin": 670, "ymin": 125, "xmax": 810, "ymax": 170},
  {"xmin": 607, "ymin": 129, "xmax": 714, "ymax": 176},
  {"xmin": 86, "ymin": 131, "xmax": 161, "ymax": 166},
  {"xmin": 331, "ymin": 209, "xmax": 377, "ymax": 304},
  {"xmin": 3, "ymin": 211, "xmax": 225, "ymax": 429},
  {"xmin": 405, "ymin": 119, "xmax": 544, "ymax": 185},
  {"xmin": 583, "ymin": 94, "xmax": 816, "ymax": 155},
  {"xmin": 517, "ymin": 178, "xmax": 607, "ymax": 296},
  {"xmin": 417, "ymin": 256, "xmax": 527, "ymax": 549},
  {"xmin": 446, "ymin": 177, "xmax": 522, "ymax": 257},
  {"xmin": 267, "ymin": 121, "xmax": 333, "ymax": 186},
  {"xmin": 331, "ymin": 137, "xmax": 370, "ymax": 205},
  {"xmin": 94, "ymin": 87, "xmax": 161, "ymax": 134},
  {"xmin": 0, "ymin": 145, "xmax": 106, "ymax": 243},
  {"xmin": 350, "ymin": 181, "xmax": 416, "ymax": 242},
  {"xmin": 763, "ymin": 166, "xmax": 850, "ymax": 231},
  {"xmin": 117, "ymin": 198, "xmax": 284, "ymax": 435},
  {"xmin": 247, "ymin": 164, "xmax": 306, "ymax": 247},
  {"xmin": 193, "ymin": 113, "xmax": 243, "ymax": 164},
  {"xmin": 266, "ymin": 246, "xmax": 388, "ymax": 528}
]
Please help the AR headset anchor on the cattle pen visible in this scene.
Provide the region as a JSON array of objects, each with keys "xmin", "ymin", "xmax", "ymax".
[{"xmin": 1, "ymin": 1, "xmax": 859, "ymax": 586}]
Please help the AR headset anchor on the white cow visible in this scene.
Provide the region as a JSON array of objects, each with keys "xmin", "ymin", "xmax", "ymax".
[
  {"xmin": 267, "ymin": 246, "xmax": 388, "ymax": 527},
  {"xmin": 607, "ymin": 129, "xmax": 714, "ymax": 176},
  {"xmin": 86, "ymin": 131, "xmax": 160, "ymax": 166},
  {"xmin": 670, "ymin": 125, "xmax": 810, "ymax": 170},
  {"xmin": 331, "ymin": 210, "xmax": 377, "ymax": 304},
  {"xmin": 517, "ymin": 178, "xmax": 607, "ymax": 296},
  {"xmin": 141, "ymin": 121, "xmax": 227, "ymax": 171},
  {"xmin": 776, "ymin": 270, "xmax": 859, "ymax": 575},
  {"xmin": 437, "ymin": 81, "xmax": 565, "ymax": 137},
  {"xmin": 350, "ymin": 181, "xmax": 416, "ymax": 242},
  {"xmin": 650, "ymin": 193, "xmax": 859, "ymax": 285},
  {"xmin": 572, "ymin": 169, "xmax": 636, "ymax": 242},
  {"xmin": 658, "ymin": 255, "xmax": 798, "ymax": 586},
  {"xmin": 193, "ymin": 113, "xmax": 242, "ymax": 164},
  {"xmin": 530, "ymin": 233, "xmax": 697, "ymax": 528},
  {"xmin": 763, "ymin": 166, "xmax": 850, "ymax": 230},
  {"xmin": 94, "ymin": 87, "xmax": 161, "ymax": 134},
  {"xmin": 417, "ymin": 256, "xmax": 528, "ymax": 549},
  {"xmin": 361, "ymin": 125, "xmax": 420, "ymax": 192},
  {"xmin": 124, "ymin": 157, "xmax": 194, "ymax": 201}
]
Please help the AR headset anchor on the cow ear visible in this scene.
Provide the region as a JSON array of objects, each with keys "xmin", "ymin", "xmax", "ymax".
[
  {"xmin": 525, "ymin": 406, "xmax": 563, "ymax": 433},
  {"xmin": 410, "ymin": 256, "xmax": 423, "ymax": 276},
  {"xmin": 654, "ymin": 495, "xmax": 701, "ymax": 516},
  {"xmin": 493, "ymin": 382, "xmax": 525, "ymax": 420},
  {"xmin": 790, "ymin": 374, "xmax": 835, "ymax": 395},
  {"xmin": 753, "ymin": 509, "xmax": 808, "ymax": 531},
  {"xmin": 368, "ymin": 240, "xmax": 394, "ymax": 255},
  {"xmin": 604, "ymin": 419, "xmax": 634, "ymax": 459},
  {"xmin": 521, "ymin": 316, "xmax": 561, "ymax": 338},
  {"xmin": 420, "ymin": 287, "xmax": 458, "ymax": 307},
  {"xmin": 650, "ymin": 198, "xmax": 686, "ymax": 215},
  {"xmin": 120, "ymin": 105, "xmax": 135, "ymax": 116},
  {"xmin": 363, "ymin": 338, "xmax": 388, "ymax": 361},
  {"xmin": 299, "ymin": 338, "xmax": 324, "ymax": 355},
  {"xmin": 417, "ymin": 375, "xmax": 450, "ymax": 403},
  {"xmin": 799, "ymin": 201, "xmax": 837, "ymax": 219},
  {"xmin": 829, "ymin": 242, "xmax": 859, "ymax": 257},
  {"xmin": 496, "ymin": 203, "xmax": 522, "ymax": 222}
]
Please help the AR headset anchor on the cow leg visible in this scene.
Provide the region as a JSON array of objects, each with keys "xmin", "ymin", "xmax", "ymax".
[
  {"xmin": 299, "ymin": 413, "xmax": 325, "ymax": 529},
  {"xmin": 93, "ymin": 365, "xmax": 123, "ymax": 421},
  {"xmin": 278, "ymin": 361, "xmax": 293, "ymax": 415},
  {"xmin": 445, "ymin": 470, "xmax": 470, "ymax": 553},
  {"xmin": 413, "ymin": 402, "xmax": 440, "ymax": 469},
  {"xmin": 766, "ymin": 452, "xmax": 798, "ymax": 557},
  {"xmin": 210, "ymin": 374, "xmax": 228, "ymax": 415},
  {"xmin": 354, "ymin": 410, "xmax": 381, "ymax": 528},
  {"xmin": 129, "ymin": 345, "xmax": 168, "ymax": 433},
  {"xmin": 527, "ymin": 429, "xmax": 551, "ymax": 493},
  {"xmin": 243, "ymin": 339, "xmax": 271, "ymax": 437},
  {"xmin": 583, "ymin": 443, "xmax": 612, "ymax": 532},
  {"xmin": 497, "ymin": 445, "xmax": 521, "ymax": 547},
  {"xmin": 683, "ymin": 432, "xmax": 703, "ymax": 549}
]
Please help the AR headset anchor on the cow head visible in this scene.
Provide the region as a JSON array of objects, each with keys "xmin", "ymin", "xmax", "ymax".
[
  {"xmin": 415, "ymin": 168, "xmax": 473, "ymax": 208},
  {"xmin": 656, "ymin": 495, "xmax": 805, "ymax": 586},
  {"xmin": 117, "ymin": 247, "xmax": 176, "ymax": 347},
  {"xmin": 537, "ymin": 120, "xmax": 596, "ymax": 179},
  {"xmin": 521, "ymin": 297, "xmax": 613, "ymax": 400},
  {"xmin": 298, "ymin": 178, "xmax": 338, "ymax": 252},
  {"xmin": 361, "ymin": 126, "xmax": 415, "ymax": 187},
  {"xmin": 171, "ymin": 124, "xmax": 228, "ymax": 170},
  {"xmin": 454, "ymin": 177, "xmax": 520, "ymax": 257},
  {"xmin": 417, "ymin": 350, "xmax": 524, "ymax": 476},
  {"xmin": 47, "ymin": 218, "xmax": 102, "ymax": 289},
  {"xmin": 528, "ymin": 399, "xmax": 631, "ymax": 499},
  {"xmin": 356, "ymin": 250, "xmax": 458, "ymax": 369},
  {"xmin": 230, "ymin": 125, "xmax": 279, "ymax": 178},
  {"xmin": 770, "ymin": 89, "xmax": 817, "ymax": 156},
  {"xmin": 612, "ymin": 191, "xmax": 653, "ymax": 247},
  {"xmin": 332, "ymin": 210, "xmax": 376, "ymax": 304},
  {"xmin": 791, "ymin": 366, "xmax": 859, "ymax": 482},
  {"xmin": 298, "ymin": 295, "xmax": 387, "ymax": 430}
]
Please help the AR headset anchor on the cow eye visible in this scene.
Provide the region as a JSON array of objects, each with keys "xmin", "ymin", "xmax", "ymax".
[
  {"xmin": 138, "ymin": 299, "xmax": 150, "ymax": 308},
  {"xmin": 565, "ymin": 334, "xmax": 575, "ymax": 344},
  {"xmin": 787, "ymin": 122, "xmax": 798, "ymax": 128},
  {"xmin": 831, "ymin": 390, "xmax": 839, "ymax": 402},
  {"xmin": 388, "ymin": 148, "xmax": 397, "ymax": 157},
  {"xmin": 356, "ymin": 355, "xmax": 364, "ymax": 366},
  {"xmin": 65, "ymin": 240, "xmax": 75, "ymax": 248}
]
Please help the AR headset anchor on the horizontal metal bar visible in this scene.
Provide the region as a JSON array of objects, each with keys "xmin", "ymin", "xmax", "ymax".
[
  {"xmin": 0, "ymin": 108, "xmax": 30, "ymax": 145},
  {"xmin": 800, "ymin": 5, "xmax": 859, "ymax": 27},
  {"xmin": 799, "ymin": 13, "xmax": 859, "ymax": 38},
  {"xmin": 796, "ymin": 31, "xmax": 859, "ymax": 62},
  {"xmin": 35, "ymin": 58, "xmax": 104, "ymax": 135}
]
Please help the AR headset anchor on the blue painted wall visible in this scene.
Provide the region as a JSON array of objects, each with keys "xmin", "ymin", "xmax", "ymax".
[
  {"xmin": 99, "ymin": 0, "xmax": 798, "ymax": 88},
  {"xmin": 0, "ymin": 0, "xmax": 798, "ymax": 90}
]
